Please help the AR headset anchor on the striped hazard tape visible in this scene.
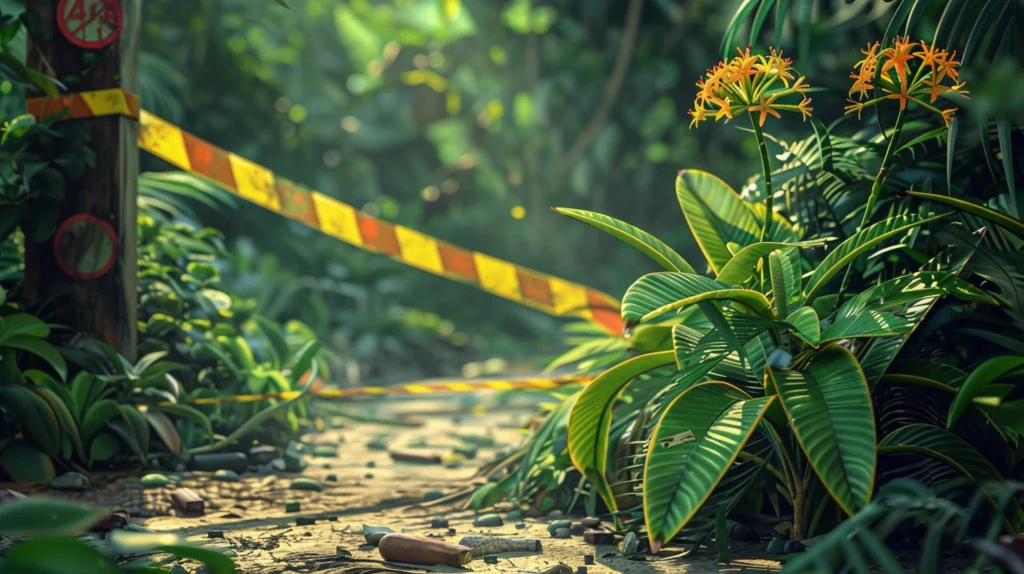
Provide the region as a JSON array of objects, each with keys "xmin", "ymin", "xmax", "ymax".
[
  {"xmin": 27, "ymin": 90, "xmax": 624, "ymax": 335},
  {"xmin": 159, "ymin": 375, "xmax": 593, "ymax": 407}
]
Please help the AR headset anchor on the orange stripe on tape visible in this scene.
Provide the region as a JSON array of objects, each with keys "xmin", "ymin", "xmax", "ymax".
[{"xmin": 27, "ymin": 89, "xmax": 140, "ymax": 121}]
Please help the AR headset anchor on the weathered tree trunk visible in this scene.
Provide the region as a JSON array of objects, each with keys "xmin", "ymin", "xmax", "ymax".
[{"xmin": 23, "ymin": 0, "xmax": 139, "ymax": 360}]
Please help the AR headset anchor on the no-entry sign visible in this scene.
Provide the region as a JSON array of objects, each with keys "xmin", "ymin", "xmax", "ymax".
[
  {"xmin": 54, "ymin": 214, "xmax": 118, "ymax": 280},
  {"xmin": 57, "ymin": 0, "xmax": 124, "ymax": 50}
]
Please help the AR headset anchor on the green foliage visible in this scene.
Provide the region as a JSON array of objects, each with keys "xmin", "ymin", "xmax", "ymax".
[{"xmin": 0, "ymin": 497, "xmax": 236, "ymax": 573}]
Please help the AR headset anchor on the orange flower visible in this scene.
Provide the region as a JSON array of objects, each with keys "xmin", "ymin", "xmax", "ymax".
[
  {"xmin": 797, "ymin": 98, "xmax": 813, "ymax": 120},
  {"xmin": 690, "ymin": 46, "xmax": 811, "ymax": 128},
  {"xmin": 845, "ymin": 37, "xmax": 965, "ymax": 125}
]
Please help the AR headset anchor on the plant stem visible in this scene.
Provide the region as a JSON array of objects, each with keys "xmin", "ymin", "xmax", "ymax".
[
  {"xmin": 858, "ymin": 107, "xmax": 907, "ymax": 231},
  {"xmin": 750, "ymin": 114, "xmax": 774, "ymax": 242}
]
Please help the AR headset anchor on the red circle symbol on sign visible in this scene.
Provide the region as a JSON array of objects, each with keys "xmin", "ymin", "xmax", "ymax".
[
  {"xmin": 54, "ymin": 214, "xmax": 118, "ymax": 280},
  {"xmin": 56, "ymin": 0, "xmax": 124, "ymax": 50}
]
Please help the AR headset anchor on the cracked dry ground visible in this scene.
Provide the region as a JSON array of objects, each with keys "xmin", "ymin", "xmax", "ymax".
[{"xmin": 8, "ymin": 397, "xmax": 782, "ymax": 573}]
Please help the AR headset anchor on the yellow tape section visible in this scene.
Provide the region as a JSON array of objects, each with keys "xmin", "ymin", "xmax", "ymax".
[
  {"xmin": 311, "ymin": 192, "xmax": 363, "ymax": 246},
  {"xmin": 79, "ymin": 88, "xmax": 133, "ymax": 117},
  {"xmin": 138, "ymin": 112, "xmax": 192, "ymax": 171},
  {"xmin": 228, "ymin": 153, "xmax": 282, "ymax": 211},
  {"xmin": 473, "ymin": 253, "xmax": 522, "ymax": 301},
  {"xmin": 394, "ymin": 226, "xmax": 445, "ymax": 275}
]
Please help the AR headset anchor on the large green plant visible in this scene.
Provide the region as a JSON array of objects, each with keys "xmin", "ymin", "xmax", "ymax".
[{"xmin": 557, "ymin": 35, "xmax": 1024, "ymax": 555}]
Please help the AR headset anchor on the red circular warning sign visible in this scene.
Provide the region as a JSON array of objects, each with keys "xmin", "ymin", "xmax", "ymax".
[
  {"xmin": 54, "ymin": 214, "xmax": 118, "ymax": 280},
  {"xmin": 56, "ymin": 0, "xmax": 124, "ymax": 50}
]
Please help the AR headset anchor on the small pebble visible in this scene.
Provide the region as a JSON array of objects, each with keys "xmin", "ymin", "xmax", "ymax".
[
  {"xmin": 484, "ymin": 556, "xmax": 498, "ymax": 564},
  {"xmin": 620, "ymin": 532, "xmax": 640, "ymax": 555},
  {"xmin": 423, "ymin": 489, "xmax": 444, "ymax": 501},
  {"xmin": 365, "ymin": 473, "xmax": 374, "ymax": 479},
  {"xmin": 584, "ymin": 555, "xmax": 595, "ymax": 565},
  {"xmin": 576, "ymin": 567, "xmax": 588, "ymax": 574},
  {"xmin": 207, "ymin": 531, "xmax": 224, "ymax": 539},
  {"xmin": 506, "ymin": 510, "xmax": 523, "ymax": 522},
  {"xmin": 473, "ymin": 514, "xmax": 503, "ymax": 527},
  {"xmin": 325, "ymin": 474, "xmax": 338, "ymax": 482},
  {"xmin": 431, "ymin": 518, "xmax": 449, "ymax": 528},
  {"xmin": 296, "ymin": 517, "xmax": 316, "ymax": 526},
  {"xmin": 213, "ymin": 470, "xmax": 240, "ymax": 482},
  {"xmin": 547, "ymin": 520, "xmax": 571, "ymax": 535},
  {"xmin": 546, "ymin": 510, "xmax": 565, "ymax": 519},
  {"xmin": 581, "ymin": 517, "xmax": 601, "ymax": 529},
  {"xmin": 515, "ymin": 523, "xmax": 527, "ymax": 530},
  {"xmin": 140, "ymin": 474, "xmax": 171, "ymax": 489},
  {"xmin": 570, "ymin": 522, "xmax": 587, "ymax": 535},
  {"xmin": 365, "ymin": 532, "xmax": 388, "ymax": 547},
  {"xmin": 285, "ymin": 500, "xmax": 300, "ymax": 513},
  {"xmin": 289, "ymin": 477, "xmax": 324, "ymax": 492},
  {"xmin": 552, "ymin": 528, "xmax": 571, "ymax": 539},
  {"xmin": 367, "ymin": 461, "xmax": 376, "ymax": 468},
  {"xmin": 447, "ymin": 528, "xmax": 456, "ymax": 536}
]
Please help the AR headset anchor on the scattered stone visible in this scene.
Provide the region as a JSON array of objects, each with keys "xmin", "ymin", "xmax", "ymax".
[
  {"xmin": 213, "ymin": 470, "xmax": 240, "ymax": 482},
  {"xmin": 325, "ymin": 474, "xmax": 338, "ymax": 482},
  {"xmin": 473, "ymin": 514, "xmax": 503, "ymax": 527},
  {"xmin": 546, "ymin": 509, "xmax": 565, "ymax": 519},
  {"xmin": 458, "ymin": 536, "xmax": 542, "ymax": 557},
  {"xmin": 48, "ymin": 472, "xmax": 89, "ymax": 491},
  {"xmin": 170, "ymin": 488, "xmax": 204, "ymax": 515},
  {"xmin": 366, "ymin": 461, "xmax": 376, "ymax": 468},
  {"xmin": 322, "ymin": 463, "xmax": 332, "ymax": 469},
  {"xmin": 365, "ymin": 473, "xmax": 374, "ymax": 479},
  {"xmin": 584, "ymin": 555, "xmax": 595, "ymax": 565},
  {"xmin": 189, "ymin": 453, "xmax": 248, "ymax": 473},
  {"xmin": 446, "ymin": 528, "xmax": 456, "ymax": 536},
  {"xmin": 576, "ymin": 567, "xmax": 588, "ymax": 574},
  {"xmin": 729, "ymin": 520, "xmax": 760, "ymax": 543},
  {"xmin": 569, "ymin": 522, "xmax": 587, "ymax": 535},
  {"xmin": 289, "ymin": 477, "xmax": 324, "ymax": 492},
  {"xmin": 584, "ymin": 529, "xmax": 615, "ymax": 545},
  {"xmin": 248, "ymin": 445, "xmax": 280, "ymax": 465},
  {"xmin": 221, "ymin": 513, "xmax": 242, "ymax": 519},
  {"xmin": 285, "ymin": 500, "xmax": 300, "ymax": 513},
  {"xmin": 367, "ymin": 437, "xmax": 389, "ymax": 451},
  {"xmin": 620, "ymin": 532, "xmax": 640, "ymax": 555},
  {"xmin": 208, "ymin": 531, "xmax": 224, "ymax": 539},
  {"xmin": 424, "ymin": 489, "xmax": 444, "ymax": 501},
  {"xmin": 484, "ymin": 556, "xmax": 498, "ymax": 565},
  {"xmin": 541, "ymin": 566, "xmax": 572, "ymax": 574},
  {"xmin": 551, "ymin": 528, "xmax": 571, "ymax": 539},
  {"xmin": 390, "ymin": 450, "xmax": 442, "ymax": 464},
  {"xmin": 326, "ymin": 516, "xmax": 338, "ymax": 522},
  {"xmin": 377, "ymin": 533, "xmax": 472, "ymax": 567},
  {"xmin": 430, "ymin": 518, "xmax": 449, "ymax": 529},
  {"xmin": 312, "ymin": 444, "xmax": 338, "ymax": 457},
  {"xmin": 303, "ymin": 531, "xmax": 313, "ymax": 537},
  {"xmin": 766, "ymin": 537, "xmax": 787, "ymax": 554},
  {"xmin": 581, "ymin": 517, "xmax": 601, "ymax": 529},
  {"xmin": 547, "ymin": 520, "xmax": 571, "ymax": 535},
  {"xmin": 90, "ymin": 510, "xmax": 130, "ymax": 532},
  {"xmin": 283, "ymin": 441, "xmax": 307, "ymax": 471},
  {"xmin": 515, "ymin": 523, "xmax": 527, "ymax": 530},
  {"xmin": 296, "ymin": 517, "xmax": 316, "ymax": 526},
  {"xmin": 363, "ymin": 525, "xmax": 394, "ymax": 547},
  {"xmin": 140, "ymin": 474, "xmax": 171, "ymax": 489},
  {"xmin": 505, "ymin": 509, "xmax": 523, "ymax": 522}
]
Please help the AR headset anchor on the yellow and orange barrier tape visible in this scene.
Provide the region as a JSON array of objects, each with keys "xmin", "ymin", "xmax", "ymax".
[
  {"xmin": 27, "ymin": 90, "xmax": 624, "ymax": 336},
  {"xmin": 159, "ymin": 375, "xmax": 593, "ymax": 407}
]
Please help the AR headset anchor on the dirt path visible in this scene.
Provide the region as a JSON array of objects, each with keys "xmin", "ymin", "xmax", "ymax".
[{"xmin": 9, "ymin": 396, "xmax": 783, "ymax": 573}]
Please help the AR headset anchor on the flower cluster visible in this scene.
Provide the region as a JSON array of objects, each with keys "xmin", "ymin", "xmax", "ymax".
[
  {"xmin": 845, "ymin": 37, "xmax": 967, "ymax": 125},
  {"xmin": 689, "ymin": 47, "xmax": 812, "ymax": 128}
]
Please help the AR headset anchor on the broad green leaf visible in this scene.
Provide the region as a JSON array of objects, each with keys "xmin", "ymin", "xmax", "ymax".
[
  {"xmin": 0, "ymin": 441, "xmax": 55, "ymax": 483},
  {"xmin": 768, "ymin": 250, "xmax": 791, "ymax": 319},
  {"xmin": 554, "ymin": 208, "xmax": 695, "ymax": 273},
  {"xmin": 787, "ymin": 307, "xmax": 820, "ymax": 346},
  {"xmin": 804, "ymin": 214, "xmax": 947, "ymax": 302},
  {"xmin": 947, "ymin": 356, "xmax": 1024, "ymax": 429},
  {"xmin": 0, "ymin": 537, "xmax": 120, "ymax": 574},
  {"xmin": 997, "ymin": 120, "xmax": 1017, "ymax": 219},
  {"xmin": 0, "ymin": 313, "xmax": 50, "ymax": 343},
  {"xmin": 567, "ymin": 351, "xmax": 676, "ymax": 510},
  {"xmin": 143, "ymin": 410, "xmax": 181, "ymax": 454},
  {"xmin": 0, "ymin": 386, "xmax": 62, "ymax": 457},
  {"xmin": 117, "ymin": 405, "xmax": 151, "ymax": 454},
  {"xmin": 767, "ymin": 344, "xmax": 876, "ymax": 515},
  {"xmin": 820, "ymin": 310, "xmax": 912, "ymax": 343},
  {"xmin": 715, "ymin": 240, "xmax": 822, "ymax": 286},
  {"xmin": 80, "ymin": 399, "xmax": 121, "ymax": 442},
  {"xmin": 879, "ymin": 424, "xmax": 1024, "ymax": 531},
  {"xmin": 622, "ymin": 272, "xmax": 774, "ymax": 325},
  {"xmin": 1, "ymin": 336, "xmax": 67, "ymax": 381},
  {"xmin": 156, "ymin": 403, "xmax": 213, "ymax": 439},
  {"xmin": 643, "ymin": 382, "xmax": 773, "ymax": 551},
  {"xmin": 905, "ymin": 190, "xmax": 1024, "ymax": 237},
  {"xmin": 34, "ymin": 387, "xmax": 85, "ymax": 462},
  {"xmin": 0, "ymin": 498, "xmax": 108, "ymax": 537},
  {"xmin": 675, "ymin": 170, "xmax": 794, "ymax": 274}
]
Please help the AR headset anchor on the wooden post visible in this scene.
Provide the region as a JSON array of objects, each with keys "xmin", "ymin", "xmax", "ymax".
[{"xmin": 23, "ymin": 0, "xmax": 139, "ymax": 360}]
